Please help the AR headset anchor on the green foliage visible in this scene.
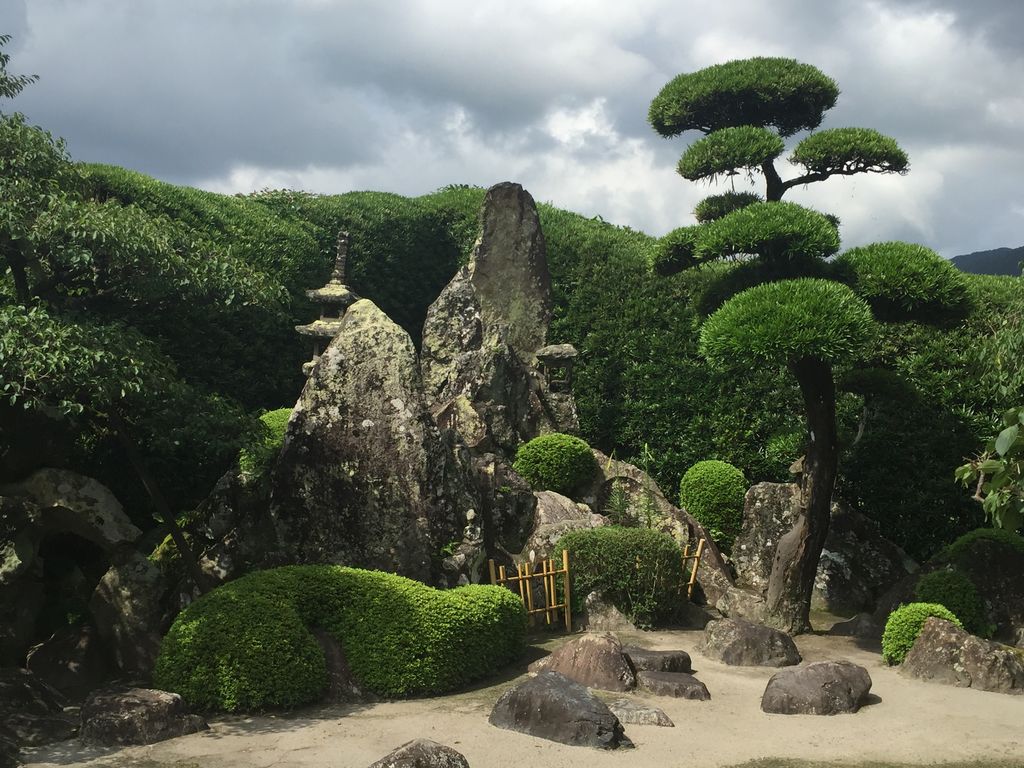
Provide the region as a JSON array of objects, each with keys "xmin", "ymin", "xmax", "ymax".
[
  {"xmin": 955, "ymin": 407, "xmax": 1024, "ymax": 531},
  {"xmin": 790, "ymin": 128, "xmax": 909, "ymax": 177},
  {"xmin": 699, "ymin": 278, "xmax": 875, "ymax": 369},
  {"xmin": 652, "ymin": 226, "xmax": 700, "ymax": 275},
  {"xmin": 936, "ymin": 527, "xmax": 1024, "ymax": 567},
  {"xmin": 836, "ymin": 241, "xmax": 972, "ymax": 323},
  {"xmin": 238, "ymin": 407, "xmax": 292, "ymax": 481},
  {"xmin": 694, "ymin": 192, "xmax": 763, "ymax": 223},
  {"xmin": 882, "ymin": 602, "xmax": 962, "ymax": 665},
  {"xmin": 694, "ymin": 201, "xmax": 840, "ymax": 263},
  {"xmin": 154, "ymin": 565, "xmax": 526, "ymax": 710},
  {"xmin": 649, "ymin": 57, "xmax": 839, "ymax": 138},
  {"xmin": 0, "ymin": 34, "xmax": 37, "ymax": 101},
  {"xmin": 556, "ymin": 526, "xmax": 686, "ymax": 627},
  {"xmin": 914, "ymin": 569, "xmax": 991, "ymax": 638},
  {"xmin": 677, "ymin": 126, "xmax": 784, "ymax": 182},
  {"xmin": 512, "ymin": 433, "xmax": 598, "ymax": 496},
  {"xmin": 678, "ymin": 460, "xmax": 748, "ymax": 549}
]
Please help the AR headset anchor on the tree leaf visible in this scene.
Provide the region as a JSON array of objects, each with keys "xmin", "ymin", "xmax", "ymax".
[{"xmin": 995, "ymin": 425, "xmax": 1019, "ymax": 457}]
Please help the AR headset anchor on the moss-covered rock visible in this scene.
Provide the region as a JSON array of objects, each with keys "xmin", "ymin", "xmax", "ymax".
[{"xmin": 882, "ymin": 602, "xmax": 962, "ymax": 666}]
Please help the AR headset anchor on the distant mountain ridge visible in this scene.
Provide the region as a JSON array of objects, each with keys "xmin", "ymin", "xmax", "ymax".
[{"xmin": 951, "ymin": 246, "xmax": 1024, "ymax": 276}]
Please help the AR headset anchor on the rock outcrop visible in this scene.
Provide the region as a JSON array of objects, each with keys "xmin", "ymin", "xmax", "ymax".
[
  {"xmin": 270, "ymin": 299, "xmax": 468, "ymax": 582},
  {"xmin": 0, "ymin": 668, "xmax": 77, "ymax": 754},
  {"xmin": 900, "ymin": 617, "xmax": 1024, "ymax": 694},
  {"xmin": 636, "ymin": 671, "xmax": 711, "ymax": 700},
  {"xmin": 761, "ymin": 660, "xmax": 873, "ymax": 715},
  {"xmin": 607, "ymin": 699, "xmax": 674, "ymax": 727},
  {"xmin": 80, "ymin": 687, "xmax": 207, "ymax": 746},
  {"xmin": 521, "ymin": 491, "xmax": 606, "ymax": 562},
  {"xmin": 622, "ymin": 647, "xmax": 692, "ymax": 674},
  {"xmin": 702, "ymin": 618, "xmax": 802, "ymax": 667},
  {"xmin": 25, "ymin": 624, "xmax": 109, "ymax": 702},
  {"xmin": 367, "ymin": 738, "xmax": 470, "ymax": 768},
  {"xmin": 529, "ymin": 633, "xmax": 636, "ymax": 692}
]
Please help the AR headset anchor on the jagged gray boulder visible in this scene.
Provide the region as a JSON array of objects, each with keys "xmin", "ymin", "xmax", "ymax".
[
  {"xmin": 761, "ymin": 660, "xmax": 873, "ymax": 714},
  {"xmin": 522, "ymin": 491, "xmax": 606, "ymax": 562},
  {"xmin": 529, "ymin": 633, "xmax": 636, "ymax": 692},
  {"xmin": 636, "ymin": 671, "xmax": 711, "ymax": 700},
  {"xmin": 488, "ymin": 672, "xmax": 631, "ymax": 749},
  {"xmin": 80, "ymin": 687, "xmax": 207, "ymax": 746},
  {"xmin": 607, "ymin": 699, "xmax": 674, "ymax": 727},
  {"xmin": 579, "ymin": 591, "xmax": 637, "ymax": 632},
  {"xmin": 623, "ymin": 647, "xmax": 692, "ymax": 674},
  {"xmin": 732, "ymin": 483, "xmax": 914, "ymax": 615},
  {"xmin": 901, "ymin": 617, "xmax": 1024, "ymax": 694},
  {"xmin": 421, "ymin": 182, "xmax": 569, "ymax": 457},
  {"xmin": 367, "ymin": 738, "xmax": 470, "ymax": 768},
  {"xmin": 702, "ymin": 618, "xmax": 802, "ymax": 667},
  {"xmin": 271, "ymin": 299, "xmax": 468, "ymax": 582}
]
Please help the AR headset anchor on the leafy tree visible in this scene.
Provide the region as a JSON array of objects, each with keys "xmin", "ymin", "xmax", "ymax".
[
  {"xmin": 648, "ymin": 57, "xmax": 963, "ymax": 632},
  {"xmin": 956, "ymin": 406, "xmax": 1024, "ymax": 532}
]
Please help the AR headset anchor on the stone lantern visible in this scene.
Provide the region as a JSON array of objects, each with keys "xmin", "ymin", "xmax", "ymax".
[
  {"xmin": 535, "ymin": 343, "xmax": 578, "ymax": 392},
  {"xmin": 295, "ymin": 230, "xmax": 360, "ymax": 376}
]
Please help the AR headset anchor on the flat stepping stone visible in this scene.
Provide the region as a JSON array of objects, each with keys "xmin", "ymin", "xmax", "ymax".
[
  {"xmin": 636, "ymin": 671, "xmax": 711, "ymax": 700},
  {"xmin": 622, "ymin": 647, "xmax": 692, "ymax": 673},
  {"xmin": 607, "ymin": 699, "xmax": 674, "ymax": 727}
]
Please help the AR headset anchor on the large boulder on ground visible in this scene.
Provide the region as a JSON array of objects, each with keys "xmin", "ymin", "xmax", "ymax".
[
  {"xmin": 827, "ymin": 612, "xmax": 881, "ymax": 639},
  {"xmin": 579, "ymin": 591, "xmax": 637, "ymax": 632},
  {"xmin": 0, "ymin": 668, "xmax": 76, "ymax": 748},
  {"xmin": 607, "ymin": 699, "xmax": 674, "ymax": 727},
  {"xmin": 367, "ymin": 738, "xmax": 470, "ymax": 768},
  {"xmin": 900, "ymin": 617, "xmax": 1024, "ymax": 695},
  {"xmin": 622, "ymin": 647, "xmax": 692, "ymax": 674},
  {"xmin": 702, "ymin": 618, "xmax": 802, "ymax": 667},
  {"xmin": 529, "ymin": 633, "xmax": 636, "ymax": 692},
  {"xmin": 733, "ymin": 483, "xmax": 914, "ymax": 615},
  {"xmin": 521, "ymin": 491, "xmax": 606, "ymax": 562},
  {"xmin": 271, "ymin": 299, "xmax": 469, "ymax": 582},
  {"xmin": 636, "ymin": 671, "xmax": 711, "ymax": 700},
  {"xmin": 25, "ymin": 624, "xmax": 109, "ymax": 701},
  {"xmin": 89, "ymin": 551, "xmax": 168, "ymax": 676},
  {"xmin": 79, "ymin": 687, "xmax": 207, "ymax": 746},
  {"xmin": 488, "ymin": 671, "xmax": 632, "ymax": 749},
  {"xmin": 761, "ymin": 660, "xmax": 873, "ymax": 715}
]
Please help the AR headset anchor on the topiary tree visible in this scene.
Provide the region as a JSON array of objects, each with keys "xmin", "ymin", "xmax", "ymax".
[
  {"xmin": 512, "ymin": 433, "xmax": 598, "ymax": 496},
  {"xmin": 647, "ymin": 57, "xmax": 967, "ymax": 633},
  {"xmin": 678, "ymin": 459, "xmax": 748, "ymax": 550},
  {"xmin": 881, "ymin": 602, "xmax": 962, "ymax": 665},
  {"xmin": 913, "ymin": 568, "xmax": 991, "ymax": 638}
]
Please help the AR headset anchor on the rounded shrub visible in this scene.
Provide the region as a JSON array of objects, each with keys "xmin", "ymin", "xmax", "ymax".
[
  {"xmin": 556, "ymin": 526, "xmax": 686, "ymax": 628},
  {"xmin": 937, "ymin": 527, "xmax": 1024, "ymax": 566},
  {"xmin": 678, "ymin": 460, "xmax": 748, "ymax": 549},
  {"xmin": 512, "ymin": 433, "xmax": 598, "ymax": 496},
  {"xmin": 154, "ymin": 565, "xmax": 527, "ymax": 711},
  {"xmin": 238, "ymin": 407, "xmax": 292, "ymax": 480},
  {"xmin": 914, "ymin": 569, "xmax": 991, "ymax": 638},
  {"xmin": 881, "ymin": 602, "xmax": 962, "ymax": 666}
]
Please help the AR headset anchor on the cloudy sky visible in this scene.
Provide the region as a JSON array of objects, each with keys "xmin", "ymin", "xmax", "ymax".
[{"xmin": 2, "ymin": 0, "xmax": 1022, "ymax": 257}]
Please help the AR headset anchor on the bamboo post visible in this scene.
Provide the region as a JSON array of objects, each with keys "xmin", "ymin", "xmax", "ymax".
[
  {"xmin": 499, "ymin": 564, "xmax": 507, "ymax": 589},
  {"xmin": 488, "ymin": 559, "xmax": 497, "ymax": 586},
  {"xmin": 687, "ymin": 538, "xmax": 705, "ymax": 600},
  {"xmin": 548, "ymin": 558, "xmax": 557, "ymax": 625},
  {"xmin": 562, "ymin": 548, "xmax": 572, "ymax": 632},
  {"xmin": 540, "ymin": 559, "xmax": 551, "ymax": 624},
  {"xmin": 515, "ymin": 563, "xmax": 526, "ymax": 604},
  {"xmin": 523, "ymin": 561, "xmax": 535, "ymax": 615}
]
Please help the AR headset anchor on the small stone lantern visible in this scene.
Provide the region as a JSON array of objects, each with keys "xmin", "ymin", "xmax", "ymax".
[
  {"xmin": 295, "ymin": 230, "xmax": 360, "ymax": 376},
  {"xmin": 535, "ymin": 343, "xmax": 578, "ymax": 393}
]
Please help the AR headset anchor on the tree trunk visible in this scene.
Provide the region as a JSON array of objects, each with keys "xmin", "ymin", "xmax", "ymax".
[
  {"xmin": 763, "ymin": 356, "xmax": 837, "ymax": 634},
  {"xmin": 1, "ymin": 234, "xmax": 31, "ymax": 305},
  {"xmin": 762, "ymin": 161, "xmax": 785, "ymax": 202}
]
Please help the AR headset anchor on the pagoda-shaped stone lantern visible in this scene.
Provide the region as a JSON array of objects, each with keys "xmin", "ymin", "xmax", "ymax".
[
  {"xmin": 535, "ymin": 343, "xmax": 578, "ymax": 392},
  {"xmin": 296, "ymin": 230, "xmax": 360, "ymax": 376}
]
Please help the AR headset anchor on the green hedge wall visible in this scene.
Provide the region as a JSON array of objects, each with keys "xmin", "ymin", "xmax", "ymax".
[{"xmin": 154, "ymin": 565, "xmax": 527, "ymax": 711}]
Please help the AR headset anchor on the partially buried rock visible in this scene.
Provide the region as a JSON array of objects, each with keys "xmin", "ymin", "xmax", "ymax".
[
  {"xmin": 529, "ymin": 633, "xmax": 636, "ymax": 692},
  {"xmin": 367, "ymin": 738, "xmax": 470, "ymax": 768},
  {"xmin": 761, "ymin": 660, "xmax": 872, "ymax": 715},
  {"xmin": 579, "ymin": 591, "xmax": 636, "ymax": 633},
  {"xmin": 488, "ymin": 672, "xmax": 632, "ymax": 749},
  {"xmin": 607, "ymin": 699, "xmax": 674, "ymax": 727},
  {"xmin": 636, "ymin": 671, "xmax": 710, "ymax": 700},
  {"xmin": 80, "ymin": 687, "xmax": 207, "ymax": 746},
  {"xmin": 0, "ymin": 668, "xmax": 77, "ymax": 747},
  {"xmin": 702, "ymin": 618, "xmax": 801, "ymax": 667},
  {"xmin": 623, "ymin": 646, "xmax": 692, "ymax": 674},
  {"xmin": 25, "ymin": 624, "xmax": 109, "ymax": 702},
  {"xmin": 901, "ymin": 617, "xmax": 1024, "ymax": 695}
]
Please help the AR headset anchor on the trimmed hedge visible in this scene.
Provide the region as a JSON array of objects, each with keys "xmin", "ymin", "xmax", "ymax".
[
  {"xmin": 154, "ymin": 565, "xmax": 527, "ymax": 711},
  {"xmin": 882, "ymin": 602, "xmax": 962, "ymax": 666},
  {"xmin": 678, "ymin": 460, "xmax": 748, "ymax": 550},
  {"xmin": 556, "ymin": 526, "xmax": 686, "ymax": 628},
  {"xmin": 238, "ymin": 407, "xmax": 292, "ymax": 480},
  {"xmin": 512, "ymin": 433, "xmax": 598, "ymax": 496},
  {"xmin": 936, "ymin": 527, "xmax": 1024, "ymax": 566},
  {"xmin": 914, "ymin": 568, "xmax": 991, "ymax": 638}
]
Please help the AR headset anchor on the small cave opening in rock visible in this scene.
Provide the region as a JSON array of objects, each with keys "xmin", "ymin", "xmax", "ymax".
[{"xmin": 34, "ymin": 532, "xmax": 110, "ymax": 642}]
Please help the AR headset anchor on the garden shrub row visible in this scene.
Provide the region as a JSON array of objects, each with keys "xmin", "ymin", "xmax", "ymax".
[{"xmin": 154, "ymin": 565, "xmax": 527, "ymax": 711}]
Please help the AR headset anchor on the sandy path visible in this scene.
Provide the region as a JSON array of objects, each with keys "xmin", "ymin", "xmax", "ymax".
[{"xmin": 23, "ymin": 630, "xmax": 1024, "ymax": 768}]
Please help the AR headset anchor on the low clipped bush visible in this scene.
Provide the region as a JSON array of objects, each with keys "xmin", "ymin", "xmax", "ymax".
[
  {"xmin": 936, "ymin": 527, "xmax": 1024, "ymax": 566},
  {"xmin": 914, "ymin": 569, "xmax": 991, "ymax": 638},
  {"xmin": 678, "ymin": 460, "xmax": 748, "ymax": 549},
  {"xmin": 238, "ymin": 407, "xmax": 292, "ymax": 480},
  {"xmin": 881, "ymin": 602, "xmax": 962, "ymax": 666},
  {"xmin": 556, "ymin": 526, "xmax": 686, "ymax": 628},
  {"xmin": 154, "ymin": 565, "xmax": 527, "ymax": 711},
  {"xmin": 512, "ymin": 433, "xmax": 598, "ymax": 496}
]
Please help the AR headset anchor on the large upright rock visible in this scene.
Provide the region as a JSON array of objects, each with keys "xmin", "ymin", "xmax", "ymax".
[
  {"xmin": 421, "ymin": 182, "xmax": 566, "ymax": 456},
  {"xmin": 271, "ymin": 299, "xmax": 467, "ymax": 582},
  {"xmin": 901, "ymin": 617, "xmax": 1024, "ymax": 694}
]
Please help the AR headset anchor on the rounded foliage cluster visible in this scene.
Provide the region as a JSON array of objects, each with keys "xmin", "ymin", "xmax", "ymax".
[
  {"xmin": 694, "ymin": 201, "xmax": 840, "ymax": 263},
  {"xmin": 513, "ymin": 433, "xmax": 598, "ymax": 496},
  {"xmin": 678, "ymin": 460, "xmax": 748, "ymax": 549},
  {"xmin": 649, "ymin": 57, "xmax": 839, "ymax": 138},
  {"xmin": 790, "ymin": 128, "xmax": 909, "ymax": 176},
  {"xmin": 677, "ymin": 126, "xmax": 784, "ymax": 182},
  {"xmin": 238, "ymin": 407, "xmax": 292, "ymax": 480},
  {"xmin": 653, "ymin": 226, "xmax": 700, "ymax": 276},
  {"xmin": 694, "ymin": 192, "xmax": 763, "ymax": 224},
  {"xmin": 881, "ymin": 602, "xmax": 962, "ymax": 666},
  {"xmin": 556, "ymin": 526, "xmax": 686, "ymax": 628},
  {"xmin": 937, "ymin": 527, "xmax": 1024, "ymax": 566},
  {"xmin": 913, "ymin": 568, "xmax": 990, "ymax": 637},
  {"xmin": 835, "ymin": 241, "xmax": 972, "ymax": 323},
  {"xmin": 154, "ymin": 565, "xmax": 527, "ymax": 711},
  {"xmin": 699, "ymin": 278, "xmax": 876, "ymax": 369}
]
